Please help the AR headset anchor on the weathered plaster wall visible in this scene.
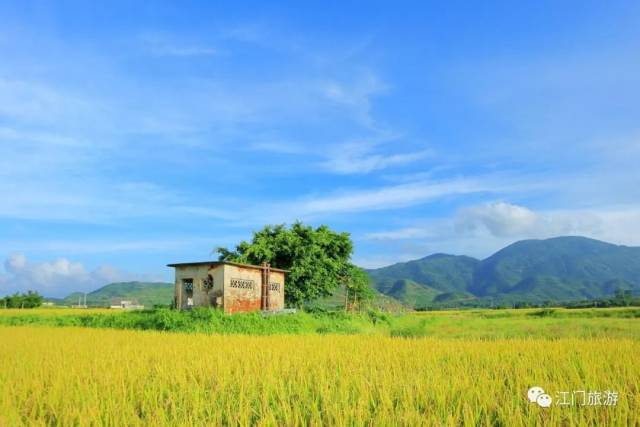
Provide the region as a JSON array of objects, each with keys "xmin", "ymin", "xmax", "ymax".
[
  {"xmin": 267, "ymin": 270, "xmax": 285, "ymax": 311},
  {"xmin": 174, "ymin": 264, "xmax": 223, "ymax": 309},
  {"xmin": 223, "ymin": 264, "xmax": 262, "ymax": 314},
  {"xmin": 173, "ymin": 263, "xmax": 285, "ymax": 313}
]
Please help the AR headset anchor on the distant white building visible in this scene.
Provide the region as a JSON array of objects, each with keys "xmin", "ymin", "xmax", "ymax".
[{"xmin": 110, "ymin": 298, "xmax": 144, "ymax": 310}]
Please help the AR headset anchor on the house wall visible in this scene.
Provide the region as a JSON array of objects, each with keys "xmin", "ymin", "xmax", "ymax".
[
  {"xmin": 222, "ymin": 264, "xmax": 262, "ymax": 314},
  {"xmin": 174, "ymin": 264, "xmax": 224, "ymax": 309},
  {"xmin": 267, "ymin": 270, "xmax": 285, "ymax": 311},
  {"xmin": 173, "ymin": 263, "xmax": 285, "ymax": 313},
  {"xmin": 222, "ymin": 265, "xmax": 286, "ymax": 314}
]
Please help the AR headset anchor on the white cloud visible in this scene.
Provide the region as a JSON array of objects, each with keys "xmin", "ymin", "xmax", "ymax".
[
  {"xmin": 140, "ymin": 32, "xmax": 217, "ymax": 57},
  {"xmin": 151, "ymin": 45, "xmax": 217, "ymax": 56},
  {"xmin": 0, "ymin": 238, "xmax": 213, "ymax": 255},
  {"xmin": 5, "ymin": 253, "xmax": 27, "ymax": 272},
  {"xmin": 247, "ymin": 140, "xmax": 309, "ymax": 154},
  {"xmin": 362, "ymin": 202, "xmax": 640, "ymax": 263},
  {"xmin": 366, "ymin": 202, "xmax": 640, "ymax": 245},
  {"xmin": 0, "ymin": 126, "xmax": 83, "ymax": 147},
  {"xmin": 352, "ymin": 254, "xmax": 410, "ymax": 269},
  {"xmin": 455, "ymin": 202, "xmax": 542, "ymax": 237},
  {"xmin": 322, "ymin": 73, "xmax": 387, "ymax": 108},
  {"xmin": 0, "ymin": 253, "xmax": 161, "ymax": 297},
  {"xmin": 295, "ymin": 178, "xmax": 491, "ymax": 216},
  {"xmin": 452, "ymin": 201, "xmax": 629, "ymax": 241},
  {"xmin": 365, "ymin": 227, "xmax": 437, "ymax": 240},
  {"xmin": 0, "ymin": 178, "xmax": 176, "ymax": 223},
  {"xmin": 322, "ymin": 140, "xmax": 431, "ymax": 174},
  {"xmin": 0, "ymin": 78, "xmax": 94, "ymax": 126},
  {"xmin": 321, "ymin": 73, "xmax": 388, "ymax": 127}
]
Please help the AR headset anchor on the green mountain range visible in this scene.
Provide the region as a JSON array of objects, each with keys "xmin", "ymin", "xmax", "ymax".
[
  {"xmin": 51, "ymin": 236, "xmax": 640, "ymax": 310},
  {"xmin": 57, "ymin": 282, "xmax": 174, "ymax": 307},
  {"xmin": 367, "ymin": 236, "xmax": 640, "ymax": 308}
]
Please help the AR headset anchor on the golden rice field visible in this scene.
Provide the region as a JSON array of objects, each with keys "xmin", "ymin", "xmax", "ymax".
[
  {"xmin": 0, "ymin": 308, "xmax": 118, "ymax": 316},
  {"xmin": 1, "ymin": 326, "xmax": 638, "ymax": 426}
]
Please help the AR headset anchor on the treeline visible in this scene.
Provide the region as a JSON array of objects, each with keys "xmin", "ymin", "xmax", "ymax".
[
  {"xmin": 510, "ymin": 289, "xmax": 639, "ymax": 309},
  {"xmin": 0, "ymin": 291, "xmax": 44, "ymax": 308},
  {"xmin": 561, "ymin": 289, "xmax": 639, "ymax": 309},
  {"xmin": 416, "ymin": 288, "xmax": 639, "ymax": 311}
]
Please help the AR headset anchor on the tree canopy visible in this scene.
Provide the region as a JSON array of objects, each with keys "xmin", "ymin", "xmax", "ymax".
[
  {"xmin": 217, "ymin": 222, "xmax": 370, "ymax": 306},
  {"xmin": 1, "ymin": 291, "xmax": 44, "ymax": 308},
  {"xmin": 344, "ymin": 264, "xmax": 374, "ymax": 307}
]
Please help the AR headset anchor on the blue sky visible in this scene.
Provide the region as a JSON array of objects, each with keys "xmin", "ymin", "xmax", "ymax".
[{"xmin": 1, "ymin": 1, "xmax": 640, "ymax": 296}]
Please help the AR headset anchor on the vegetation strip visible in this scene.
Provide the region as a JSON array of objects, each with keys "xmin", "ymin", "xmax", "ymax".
[{"xmin": 0, "ymin": 307, "xmax": 638, "ymax": 338}]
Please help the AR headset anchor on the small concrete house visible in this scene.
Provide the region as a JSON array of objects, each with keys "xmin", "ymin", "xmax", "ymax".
[
  {"xmin": 167, "ymin": 261, "xmax": 287, "ymax": 314},
  {"xmin": 110, "ymin": 299, "xmax": 144, "ymax": 310}
]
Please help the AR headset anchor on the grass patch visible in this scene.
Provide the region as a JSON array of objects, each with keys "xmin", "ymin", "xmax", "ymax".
[{"xmin": 0, "ymin": 306, "xmax": 639, "ymax": 339}]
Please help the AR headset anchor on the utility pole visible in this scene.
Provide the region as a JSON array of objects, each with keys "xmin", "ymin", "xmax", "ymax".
[{"xmin": 344, "ymin": 286, "xmax": 349, "ymax": 312}]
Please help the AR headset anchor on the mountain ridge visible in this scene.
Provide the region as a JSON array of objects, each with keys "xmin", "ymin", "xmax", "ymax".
[
  {"xmin": 367, "ymin": 236, "xmax": 640, "ymax": 307},
  {"xmin": 49, "ymin": 236, "xmax": 640, "ymax": 309},
  {"xmin": 55, "ymin": 281, "xmax": 173, "ymax": 307}
]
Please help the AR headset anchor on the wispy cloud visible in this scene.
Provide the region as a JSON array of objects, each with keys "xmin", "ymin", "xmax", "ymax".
[
  {"xmin": 247, "ymin": 140, "xmax": 308, "ymax": 154},
  {"xmin": 141, "ymin": 33, "xmax": 217, "ymax": 57},
  {"xmin": 0, "ymin": 236, "xmax": 233, "ymax": 255},
  {"xmin": 321, "ymin": 72, "xmax": 388, "ymax": 127},
  {"xmin": 321, "ymin": 139, "xmax": 432, "ymax": 174},
  {"xmin": 362, "ymin": 202, "xmax": 640, "ymax": 262},
  {"xmin": 151, "ymin": 45, "xmax": 217, "ymax": 56},
  {"xmin": 364, "ymin": 227, "xmax": 438, "ymax": 240},
  {"xmin": 294, "ymin": 178, "xmax": 493, "ymax": 216},
  {"xmin": 2, "ymin": 5, "xmax": 639, "ymax": 291},
  {"xmin": 0, "ymin": 173, "xmax": 232, "ymax": 224},
  {"xmin": 0, "ymin": 78, "xmax": 94, "ymax": 125},
  {"xmin": 0, "ymin": 126, "xmax": 83, "ymax": 147}
]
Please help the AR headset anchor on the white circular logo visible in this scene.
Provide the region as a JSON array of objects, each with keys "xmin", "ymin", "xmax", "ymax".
[
  {"xmin": 527, "ymin": 386, "xmax": 545, "ymax": 403},
  {"xmin": 528, "ymin": 386, "xmax": 552, "ymax": 407},
  {"xmin": 536, "ymin": 393, "xmax": 552, "ymax": 408}
]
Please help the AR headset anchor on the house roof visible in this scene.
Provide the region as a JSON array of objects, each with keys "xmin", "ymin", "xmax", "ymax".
[{"xmin": 166, "ymin": 260, "xmax": 289, "ymax": 273}]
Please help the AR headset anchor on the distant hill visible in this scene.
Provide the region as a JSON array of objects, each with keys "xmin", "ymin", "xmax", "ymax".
[
  {"xmin": 308, "ymin": 285, "xmax": 408, "ymax": 312},
  {"xmin": 383, "ymin": 279, "xmax": 442, "ymax": 307},
  {"xmin": 57, "ymin": 280, "xmax": 405, "ymax": 311},
  {"xmin": 59, "ymin": 282, "xmax": 173, "ymax": 308},
  {"xmin": 51, "ymin": 236, "xmax": 640, "ymax": 310},
  {"xmin": 470, "ymin": 236, "xmax": 640, "ymax": 301},
  {"xmin": 368, "ymin": 253, "xmax": 478, "ymax": 294},
  {"xmin": 367, "ymin": 236, "xmax": 640, "ymax": 308}
]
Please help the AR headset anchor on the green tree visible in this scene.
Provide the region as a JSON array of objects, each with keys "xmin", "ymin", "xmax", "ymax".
[
  {"xmin": 0, "ymin": 291, "xmax": 44, "ymax": 308},
  {"xmin": 23, "ymin": 290, "xmax": 44, "ymax": 308},
  {"xmin": 217, "ymin": 222, "xmax": 369, "ymax": 307},
  {"xmin": 343, "ymin": 265, "xmax": 374, "ymax": 311}
]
